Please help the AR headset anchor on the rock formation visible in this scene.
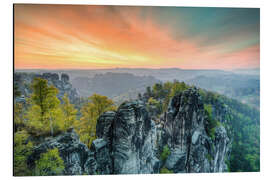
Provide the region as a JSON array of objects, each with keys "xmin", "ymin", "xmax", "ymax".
[
  {"xmin": 163, "ymin": 88, "xmax": 231, "ymax": 173},
  {"xmin": 27, "ymin": 88, "xmax": 231, "ymax": 175}
]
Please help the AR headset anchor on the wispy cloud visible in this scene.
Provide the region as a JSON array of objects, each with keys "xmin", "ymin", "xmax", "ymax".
[{"xmin": 14, "ymin": 5, "xmax": 260, "ymax": 69}]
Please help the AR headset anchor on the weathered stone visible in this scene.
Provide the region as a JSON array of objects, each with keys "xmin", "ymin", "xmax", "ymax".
[
  {"xmin": 163, "ymin": 88, "xmax": 231, "ymax": 173},
  {"xmin": 27, "ymin": 129, "xmax": 90, "ymax": 175},
  {"xmin": 61, "ymin": 73, "xmax": 69, "ymax": 83},
  {"xmin": 85, "ymin": 139, "xmax": 112, "ymax": 175},
  {"xmin": 96, "ymin": 111, "xmax": 116, "ymax": 141},
  {"xmin": 112, "ymin": 101, "xmax": 158, "ymax": 174}
]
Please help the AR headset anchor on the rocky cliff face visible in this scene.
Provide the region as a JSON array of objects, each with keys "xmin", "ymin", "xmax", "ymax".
[
  {"xmin": 27, "ymin": 88, "xmax": 231, "ymax": 175},
  {"xmin": 85, "ymin": 102, "xmax": 160, "ymax": 174},
  {"xmin": 163, "ymin": 88, "xmax": 231, "ymax": 173},
  {"xmin": 112, "ymin": 101, "xmax": 160, "ymax": 174}
]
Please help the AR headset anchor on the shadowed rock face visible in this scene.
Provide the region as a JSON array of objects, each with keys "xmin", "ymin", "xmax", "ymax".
[
  {"xmin": 96, "ymin": 111, "xmax": 116, "ymax": 143},
  {"xmin": 27, "ymin": 88, "xmax": 231, "ymax": 175},
  {"xmin": 84, "ymin": 138, "xmax": 112, "ymax": 175}
]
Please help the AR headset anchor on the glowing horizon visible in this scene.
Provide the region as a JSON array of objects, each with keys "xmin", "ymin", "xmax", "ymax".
[{"xmin": 14, "ymin": 5, "xmax": 260, "ymax": 70}]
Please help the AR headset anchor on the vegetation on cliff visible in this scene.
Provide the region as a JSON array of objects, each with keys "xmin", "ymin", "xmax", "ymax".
[
  {"xmin": 13, "ymin": 76, "xmax": 260, "ymax": 175},
  {"xmin": 34, "ymin": 148, "xmax": 65, "ymax": 176},
  {"xmin": 14, "ymin": 78, "xmax": 117, "ymax": 175}
]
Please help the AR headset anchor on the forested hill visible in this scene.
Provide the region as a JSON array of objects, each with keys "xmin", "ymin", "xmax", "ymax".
[
  {"xmin": 187, "ymin": 74, "xmax": 260, "ymax": 109},
  {"xmin": 14, "ymin": 76, "xmax": 259, "ymax": 175}
]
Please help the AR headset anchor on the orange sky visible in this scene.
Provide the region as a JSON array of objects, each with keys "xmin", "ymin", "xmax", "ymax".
[{"xmin": 14, "ymin": 4, "xmax": 260, "ymax": 70}]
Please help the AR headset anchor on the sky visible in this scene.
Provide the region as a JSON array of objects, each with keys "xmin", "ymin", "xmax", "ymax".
[{"xmin": 14, "ymin": 4, "xmax": 260, "ymax": 70}]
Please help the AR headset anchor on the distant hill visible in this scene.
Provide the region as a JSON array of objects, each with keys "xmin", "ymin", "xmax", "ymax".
[
  {"xmin": 231, "ymin": 68, "xmax": 260, "ymax": 75},
  {"xmin": 15, "ymin": 68, "xmax": 232, "ymax": 82},
  {"xmin": 187, "ymin": 74, "xmax": 260, "ymax": 109},
  {"xmin": 71, "ymin": 72, "xmax": 160, "ymax": 103}
]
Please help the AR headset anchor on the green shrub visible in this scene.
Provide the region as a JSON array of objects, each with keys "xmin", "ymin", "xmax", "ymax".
[
  {"xmin": 160, "ymin": 145, "xmax": 170, "ymax": 161},
  {"xmin": 147, "ymin": 97, "xmax": 162, "ymax": 115},
  {"xmin": 204, "ymin": 104, "xmax": 218, "ymax": 140},
  {"xmin": 206, "ymin": 154, "xmax": 213, "ymax": 162},
  {"xmin": 14, "ymin": 131, "xmax": 33, "ymax": 176},
  {"xmin": 160, "ymin": 167, "xmax": 173, "ymax": 174},
  {"xmin": 34, "ymin": 148, "xmax": 65, "ymax": 176},
  {"xmin": 209, "ymin": 128, "xmax": 216, "ymax": 140},
  {"xmin": 225, "ymin": 157, "xmax": 231, "ymax": 172}
]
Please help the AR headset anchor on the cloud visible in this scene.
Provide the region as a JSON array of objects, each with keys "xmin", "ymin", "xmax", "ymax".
[{"xmin": 14, "ymin": 5, "xmax": 260, "ymax": 69}]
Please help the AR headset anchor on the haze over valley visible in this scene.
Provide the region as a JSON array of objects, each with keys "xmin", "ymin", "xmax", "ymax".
[{"xmin": 15, "ymin": 67, "xmax": 260, "ymax": 108}]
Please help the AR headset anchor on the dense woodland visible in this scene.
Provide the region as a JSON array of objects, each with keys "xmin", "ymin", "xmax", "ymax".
[{"xmin": 14, "ymin": 77, "xmax": 260, "ymax": 175}]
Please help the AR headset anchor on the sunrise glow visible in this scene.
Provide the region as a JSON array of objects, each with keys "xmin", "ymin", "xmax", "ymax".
[{"xmin": 14, "ymin": 5, "xmax": 260, "ymax": 70}]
